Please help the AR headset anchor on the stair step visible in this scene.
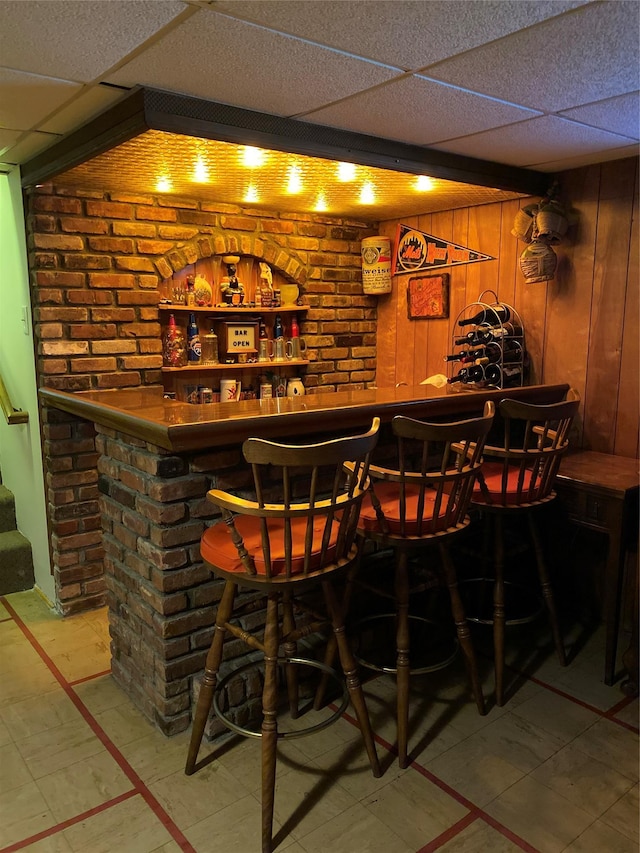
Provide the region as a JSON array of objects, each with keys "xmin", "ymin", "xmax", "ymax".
[
  {"xmin": 0, "ymin": 485, "xmax": 17, "ymax": 533},
  {"xmin": 0, "ymin": 530, "xmax": 35, "ymax": 594}
]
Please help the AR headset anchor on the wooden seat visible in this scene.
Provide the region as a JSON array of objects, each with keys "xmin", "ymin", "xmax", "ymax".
[
  {"xmin": 185, "ymin": 419, "xmax": 382, "ymax": 853},
  {"xmin": 470, "ymin": 389, "xmax": 581, "ymax": 706},
  {"xmin": 348, "ymin": 402, "xmax": 495, "ymax": 769}
]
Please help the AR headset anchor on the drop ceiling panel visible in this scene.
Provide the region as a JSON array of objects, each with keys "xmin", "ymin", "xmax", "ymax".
[
  {"xmin": 0, "ymin": 0, "xmax": 187, "ymax": 82},
  {"xmin": 213, "ymin": 0, "xmax": 589, "ymax": 72},
  {"xmin": 532, "ymin": 144, "xmax": 640, "ymax": 173},
  {"xmin": 49, "ymin": 129, "xmax": 526, "ymax": 220},
  {"xmin": 426, "ymin": 1, "xmax": 640, "ymax": 113},
  {"xmin": 106, "ymin": 10, "xmax": 400, "ymax": 115},
  {"xmin": 430, "ymin": 115, "xmax": 638, "ymax": 169},
  {"xmin": 1, "ymin": 130, "xmax": 62, "ymax": 164},
  {"xmin": 558, "ymin": 92, "xmax": 640, "ymax": 141},
  {"xmin": 301, "ymin": 75, "xmax": 541, "ymax": 146},
  {"xmin": 0, "ymin": 68, "xmax": 81, "ymax": 131},
  {"xmin": 38, "ymin": 85, "xmax": 131, "ymax": 135}
]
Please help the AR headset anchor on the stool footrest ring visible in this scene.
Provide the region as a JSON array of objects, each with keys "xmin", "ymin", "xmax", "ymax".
[
  {"xmin": 352, "ymin": 613, "xmax": 459, "ymax": 675},
  {"xmin": 213, "ymin": 657, "xmax": 349, "ymax": 739},
  {"xmin": 460, "ymin": 578, "xmax": 544, "ymax": 626}
]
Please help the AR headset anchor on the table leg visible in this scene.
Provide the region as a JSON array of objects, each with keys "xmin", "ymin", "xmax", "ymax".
[{"xmin": 603, "ymin": 504, "xmax": 626, "ymax": 686}]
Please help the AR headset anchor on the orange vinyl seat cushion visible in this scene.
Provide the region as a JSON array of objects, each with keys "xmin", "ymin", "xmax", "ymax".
[
  {"xmin": 358, "ymin": 481, "xmax": 452, "ymax": 536},
  {"xmin": 200, "ymin": 514, "xmax": 339, "ymax": 577},
  {"xmin": 472, "ymin": 461, "xmax": 537, "ymax": 506}
]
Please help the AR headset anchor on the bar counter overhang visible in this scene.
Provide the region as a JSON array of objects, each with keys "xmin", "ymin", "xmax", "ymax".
[
  {"xmin": 39, "ymin": 382, "xmax": 570, "ymax": 735},
  {"xmin": 39, "ymin": 382, "xmax": 570, "ymax": 452}
]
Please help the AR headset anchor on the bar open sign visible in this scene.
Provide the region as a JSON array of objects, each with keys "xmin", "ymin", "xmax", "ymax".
[{"xmin": 223, "ymin": 321, "xmax": 258, "ymax": 355}]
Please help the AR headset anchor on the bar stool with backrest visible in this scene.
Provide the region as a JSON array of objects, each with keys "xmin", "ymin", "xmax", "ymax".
[
  {"xmin": 469, "ymin": 389, "xmax": 580, "ymax": 706},
  {"xmin": 351, "ymin": 402, "xmax": 495, "ymax": 769},
  {"xmin": 185, "ymin": 419, "xmax": 382, "ymax": 853}
]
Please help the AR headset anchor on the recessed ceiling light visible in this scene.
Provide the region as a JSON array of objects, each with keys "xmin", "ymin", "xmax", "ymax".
[
  {"xmin": 156, "ymin": 176, "xmax": 172, "ymax": 192},
  {"xmin": 416, "ymin": 175, "xmax": 434, "ymax": 191},
  {"xmin": 244, "ymin": 183, "xmax": 259, "ymax": 203},
  {"xmin": 314, "ymin": 192, "xmax": 328, "ymax": 211},
  {"xmin": 193, "ymin": 157, "xmax": 209, "ymax": 182},
  {"xmin": 337, "ymin": 162, "xmax": 356, "ymax": 182},
  {"xmin": 359, "ymin": 182, "xmax": 375, "ymax": 204},
  {"xmin": 286, "ymin": 164, "xmax": 303, "ymax": 194},
  {"xmin": 243, "ymin": 146, "xmax": 266, "ymax": 167}
]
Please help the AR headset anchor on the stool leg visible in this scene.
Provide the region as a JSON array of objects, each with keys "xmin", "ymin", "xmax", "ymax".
[
  {"xmin": 313, "ymin": 563, "xmax": 357, "ymax": 711},
  {"xmin": 395, "ymin": 550, "xmax": 411, "ymax": 768},
  {"xmin": 261, "ymin": 593, "xmax": 281, "ymax": 853},
  {"xmin": 282, "ymin": 591, "xmax": 300, "ymax": 719},
  {"xmin": 440, "ymin": 543, "xmax": 485, "ymax": 716},
  {"xmin": 494, "ymin": 514, "xmax": 506, "ymax": 706},
  {"xmin": 322, "ymin": 578, "xmax": 382, "ymax": 778},
  {"xmin": 185, "ymin": 579, "xmax": 236, "ymax": 775},
  {"xmin": 528, "ymin": 512, "xmax": 566, "ymax": 666}
]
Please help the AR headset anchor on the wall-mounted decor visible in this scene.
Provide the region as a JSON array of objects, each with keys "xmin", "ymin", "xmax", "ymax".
[
  {"xmin": 407, "ymin": 274, "xmax": 450, "ymax": 319},
  {"xmin": 392, "ymin": 224, "xmax": 494, "ymax": 275}
]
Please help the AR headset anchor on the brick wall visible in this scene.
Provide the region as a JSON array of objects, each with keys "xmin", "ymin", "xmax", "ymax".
[{"xmin": 26, "ymin": 184, "xmax": 378, "ymax": 614}]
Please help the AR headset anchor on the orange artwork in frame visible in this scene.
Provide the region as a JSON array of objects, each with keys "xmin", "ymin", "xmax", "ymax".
[{"xmin": 407, "ymin": 274, "xmax": 449, "ymax": 319}]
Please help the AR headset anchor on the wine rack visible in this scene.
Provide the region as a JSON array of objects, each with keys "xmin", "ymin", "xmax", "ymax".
[{"xmin": 446, "ymin": 290, "xmax": 526, "ymax": 390}]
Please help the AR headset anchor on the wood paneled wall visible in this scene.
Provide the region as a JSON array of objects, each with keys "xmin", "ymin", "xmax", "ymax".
[{"xmin": 376, "ymin": 157, "xmax": 639, "ymax": 458}]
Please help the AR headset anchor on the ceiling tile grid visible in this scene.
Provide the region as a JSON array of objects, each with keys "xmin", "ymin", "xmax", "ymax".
[{"xmin": 0, "ymin": 0, "xmax": 637, "ymax": 179}]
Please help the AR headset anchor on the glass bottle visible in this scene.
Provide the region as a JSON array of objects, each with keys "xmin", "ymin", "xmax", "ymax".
[
  {"xmin": 162, "ymin": 314, "xmax": 187, "ymax": 367},
  {"xmin": 187, "ymin": 312, "xmax": 201, "ymax": 362}
]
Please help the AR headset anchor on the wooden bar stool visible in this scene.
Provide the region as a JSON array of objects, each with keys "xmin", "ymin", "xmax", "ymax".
[
  {"xmin": 469, "ymin": 389, "xmax": 580, "ymax": 706},
  {"xmin": 346, "ymin": 402, "xmax": 495, "ymax": 769},
  {"xmin": 185, "ymin": 419, "xmax": 382, "ymax": 853}
]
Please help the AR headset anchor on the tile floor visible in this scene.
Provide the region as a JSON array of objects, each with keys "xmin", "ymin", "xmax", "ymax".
[{"xmin": 0, "ymin": 590, "xmax": 637, "ymax": 853}]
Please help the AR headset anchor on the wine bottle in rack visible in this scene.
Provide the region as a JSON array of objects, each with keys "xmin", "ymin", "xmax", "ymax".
[
  {"xmin": 484, "ymin": 364, "xmax": 502, "ymax": 386},
  {"xmin": 458, "ymin": 305, "xmax": 511, "ymax": 327},
  {"xmin": 447, "ymin": 364, "xmax": 485, "ymax": 385},
  {"xmin": 454, "ymin": 328, "xmax": 495, "ymax": 347},
  {"xmin": 443, "ymin": 347, "xmax": 485, "ymax": 363}
]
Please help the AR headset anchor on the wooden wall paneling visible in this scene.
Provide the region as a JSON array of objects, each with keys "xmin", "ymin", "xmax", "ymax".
[
  {"xmin": 422, "ymin": 212, "xmax": 459, "ymax": 384},
  {"xmin": 613, "ymin": 160, "xmax": 639, "ymax": 458},
  {"xmin": 497, "ymin": 198, "xmax": 523, "ymax": 309},
  {"xmin": 409, "ymin": 213, "xmax": 432, "ymax": 384},
  {"xmin": 542, "ymin": 164, "xmax": 601, "ymax": 445},
  {"xmin": 374, "ymin": 220, "xmax": 399, "ymax": 388},
  {"xmin": 584, "ymin": 159, "xmax": 636, "ymax": 452},
  {"xmin": 394, "ymin": 216, "xmax": 420, "ymax": 386},
  {"xmin": 446, "ymin": 208, "xmax": 471, "ymax": 378},
  {"xmin": 464, "ymin": 204, "xmax": 501, "ymax": 309}
]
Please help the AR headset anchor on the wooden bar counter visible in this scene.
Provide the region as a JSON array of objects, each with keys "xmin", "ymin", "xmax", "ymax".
[{"xmin": 40, "ymin": 382, "xmax": 569, "ymax": 736}]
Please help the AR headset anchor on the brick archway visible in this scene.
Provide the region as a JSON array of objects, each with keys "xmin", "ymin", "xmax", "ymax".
[{"xmin": 153, "ymin": 231, "xmax": 308, "ymax": 288}]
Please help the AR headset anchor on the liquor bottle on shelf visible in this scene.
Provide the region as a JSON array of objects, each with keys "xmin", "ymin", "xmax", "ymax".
[
  {"xmin": 447, "ymin": 364, "xmax": 485, "ymax": 385},
  {"xmin": 273, "ymin": 314, "xmax": 285, "ymax": 361},
  {"xmin": 458, "ymin": 305, "xmax": 511, "ymax": 327},
  {"xmin": 200, "ymin": 325, "xmax": 219, "ymax": 365},
  {"xmin": 258, "ymin": 321, "xmax": 273, "ymax": 362},
  {"xmin": 287, "ymin": 313, "xmax": 306, "ymax": 360},
  {"xmin": 186, "ymin": 275, "xmax": 196, "ymax": 307},
  {"xmin": 187, "ymin": 312, "xmax": 201, "ymax": 362},
  {"xmin": 162, "ymin": 314, "xmax": 187, "ymax": 368}
]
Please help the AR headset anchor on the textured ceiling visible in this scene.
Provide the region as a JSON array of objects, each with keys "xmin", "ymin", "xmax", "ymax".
[{"xmin": 1, "ymin": 0, "xmax": 638, "ymax": 212}]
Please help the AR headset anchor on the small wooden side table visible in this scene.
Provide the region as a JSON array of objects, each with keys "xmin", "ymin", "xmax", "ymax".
[{"xmin": 554, "ymin": 451, "xmax": 639, "ymax": 687}]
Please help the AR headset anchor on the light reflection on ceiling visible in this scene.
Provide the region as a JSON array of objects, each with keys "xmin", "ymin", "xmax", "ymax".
[{"xmin": 50, "ymin": 129, "xmax": 527, "ymax": 221}]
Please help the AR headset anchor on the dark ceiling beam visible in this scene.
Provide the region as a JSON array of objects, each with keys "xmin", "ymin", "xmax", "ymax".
[{"xmin": 22, "ymin": 86, "xmax": 550, "ymax": 196}]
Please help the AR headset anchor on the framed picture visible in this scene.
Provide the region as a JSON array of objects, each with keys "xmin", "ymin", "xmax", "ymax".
[{"xmin": 407, "ymin": 274, "xmax": 449, "ymax": 319}]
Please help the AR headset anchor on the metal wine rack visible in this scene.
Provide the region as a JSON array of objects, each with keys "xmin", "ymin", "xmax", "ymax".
[{"xmin": 447, "ymin": 290, "xmax": 526, "ymax": 390}]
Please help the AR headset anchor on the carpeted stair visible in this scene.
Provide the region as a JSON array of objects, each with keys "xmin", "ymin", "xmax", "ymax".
[{"xmin": 0, "ymin": 477, "xmax": 35, "ymax": 594}]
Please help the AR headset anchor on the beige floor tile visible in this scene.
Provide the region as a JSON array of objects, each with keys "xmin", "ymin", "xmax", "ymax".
[
  {"xmin": 62, "ymin": 793, "xmax": 173, "ymax": 852},
  {"xmin": 282, "ymin": 707, "xmax": 364, "ymax": 761},
  {"xmin": 0, "ymin": 686, "xmax": 84, "ymax": 740},
  {"xmin": 361, "ymin": 764, "xmax": 468, "ymax": 849},
  {"xmin": 0, "ymin": 741, "xmax": 34, "ymax": 793},
  {"xmin": 15, "ymin": 717, "xmax": 104, "ymax": 779},
  {"xmin": 437, "ymin": 818, "xmax": 523, "ymax": 852},
  {"xmin": 93, "ymin": 701, "xmax": 158, "ymax": 748},
  {"xmin": 0, "ymin": 715, "xmax": 13, "ymax": 746},
  {"xmin": 185, "ymin": 792, "xmax": 284, "ymax": 853},
  {"xmin": 0, "ymin": 780, "xmax": 56, "ymax": 847},
  {"xmin": 531, "ymin": 741, "xmax": 635, "ymax": 817},
  {"xmin": 20, "ymin": 833, "xmax": 73, "ymax": 852},
  {"xmin": 0, "ymin": 600, "xmax": 11, "ymax": 619},
  {"xmin": 485, "ymin": 775, "xmax": 595, "ymax": 853},
  {"xmin": 4, "ymin": 590, "xmax": 59, "ymax": 624},
  {"xmin": 49, "ymin": 640, "xmax": 111, "ymax": 683},
  {"xmin": 215, "ymin": 731, "xmax": 313, "ymax": 788},
  {"xmin": 0, "ymin": 621, "xmax": 42, "ymax": 667},
  {"xmin": 120, "ymin": 729, "xmax": 193, "ymax": 785},
  {"xmin": 294, "ymin": 800, "xmax": 413, "ymax": 853},
  {"xmin": 307, "ymin": 739, "xmax": 404, "ymax": 802},
  {"xmin": 571, "ymin": 718, "xmax": 639, "ymax": 783},
  {"xmin": 149, "ymin": 843, "xmax": 183, "ymax": 853},
  {"xmin": 510, "ymin": 686, "xmax": 599, "ymax": 742},
  {"xmin": 428, "ymin": 743, "xmax": 524, "ymax": 808},
  {"xmin": 564, "ymin": 818, "xmax": 638, "ymax": 852},
  {"xmin": 600, "ymin": 782, "xmax": 639, "ymax": 844},
  {"xmin": 36, "ymin": 751, "xmax": 133, "ymax": 822},
  {"xmin": 613, "ymin": 698, "xmax": 639, "ymax": 728},
  {"xmin": 0, "ymin": 659, "xmax": 60, "ymax": 710},
  {"xmin": 149, "ymin": 761, "xmax": 253, "ymax": 830},
  {"xmin": 72, "ymin": 672, "xmax": 129, "ymax": 715}
]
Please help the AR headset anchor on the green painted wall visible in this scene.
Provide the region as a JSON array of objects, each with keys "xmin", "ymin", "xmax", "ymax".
[{"xmin": 0, "ymin": 170, "xmax": 54, "ymax": 603}]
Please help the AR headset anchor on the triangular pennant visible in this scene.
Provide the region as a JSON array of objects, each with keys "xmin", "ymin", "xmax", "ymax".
[{"xmin": 392, "ymin": 223, "xmax": 495, "ymax": 275}]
